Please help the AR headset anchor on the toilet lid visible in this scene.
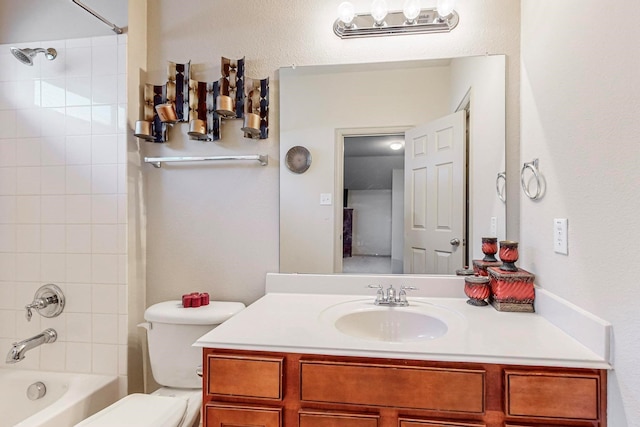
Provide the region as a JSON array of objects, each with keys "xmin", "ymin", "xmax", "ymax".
[{"xmin": 74, "ymin": 393, "xmax": 187, "ymax": 427}]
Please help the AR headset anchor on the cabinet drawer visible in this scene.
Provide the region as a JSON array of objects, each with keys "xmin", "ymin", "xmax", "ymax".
[
  {"xmin": 300, "ymin": 360, "xmax": 485, "ymax": 413},
  {"xmin": 207, "ymin": 354, "xmax": 283, "ymax": 400},
  {"xmin": 400, "ymin": 419, "xmax": 485, "ymax": 427},
  {"xmin": 300, "ymin": 410, "xmax": 379, "ymax": 427},
  {"xmin": 205, "ymin": 403, "xmax": 281, "ymax": 427},
  {"xmin": 505, "ymin": 370, "xmax": 600, "ymax": 420}
]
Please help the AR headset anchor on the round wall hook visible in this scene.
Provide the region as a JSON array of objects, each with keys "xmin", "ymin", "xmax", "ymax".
[{"xmin": 521, "ymin": 158, "xmax": 543, "ymax": 200}]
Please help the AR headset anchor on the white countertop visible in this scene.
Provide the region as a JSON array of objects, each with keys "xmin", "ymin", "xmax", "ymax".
[{"xmin": 195, "ymin": 276, "xmax": 611, "ymax": 369}]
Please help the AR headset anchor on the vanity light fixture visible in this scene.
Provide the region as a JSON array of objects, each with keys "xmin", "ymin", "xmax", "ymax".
[{"xmin": 334, "ymin": 0, "xmax": 459, "ymax": 39}]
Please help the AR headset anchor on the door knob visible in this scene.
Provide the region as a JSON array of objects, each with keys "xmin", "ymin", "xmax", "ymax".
[{"xmin": 450, "ymin": 238, "xmax": 461, "ymax": 247}]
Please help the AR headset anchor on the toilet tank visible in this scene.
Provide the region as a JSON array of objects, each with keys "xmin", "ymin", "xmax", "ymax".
[{"xmin": 143, "ymin": 300, "xmax": 245, "ymax": 389}]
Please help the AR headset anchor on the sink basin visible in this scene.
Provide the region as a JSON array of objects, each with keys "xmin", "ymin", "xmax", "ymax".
[
  {"xmin": 320, "ymin": 299, "xmax": 463, "ymax": 343},
  {"xmin": 334, "ymin": 309, "xmax": 448, "ymax": 342}
]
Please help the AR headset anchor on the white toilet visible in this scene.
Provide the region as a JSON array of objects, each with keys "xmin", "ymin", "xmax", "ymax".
[{"xmin": 75, "ymin": 300, "xmax": 245, "ymax": 427}]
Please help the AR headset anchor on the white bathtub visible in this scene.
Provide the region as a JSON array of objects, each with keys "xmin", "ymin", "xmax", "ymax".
[{"xmin": 0, "ymin": 369, "xmax": 119, "ymax": 427}]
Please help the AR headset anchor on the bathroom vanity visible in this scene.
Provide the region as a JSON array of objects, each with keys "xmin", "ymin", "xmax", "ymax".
[{"xmin": 195, "ymin": 274, "xmax": 611, "ymax": 427}]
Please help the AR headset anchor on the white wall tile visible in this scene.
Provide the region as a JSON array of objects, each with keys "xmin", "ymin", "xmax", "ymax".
[
  {"xmin": 92, "ymin": 195, "xmax": 117, "ymax": 224},
  {"xmin": 91, "ymin": 164, "xmax": 117, "ymax": 194},
  {"xmin": 65, "ymin": 195, "xmax": 91, "ymax": 223},
  {"xmin": 92, "ymin": 343, "xmax": 118, "ymax": 375},
  {"xmin": 0, "ymin": 254, "xmax": 16, "ymax": 281},
  {"xmin": 117, "ymin": 44, "xmax": 127, "ymax": 75},
  {"xmin": 118, "ymin": 343, "xmax": 127, "ymax": 375},
  {"xmin": 92, "ymin": 224, "xmax": 118, "ymax": 253},
  {"xmin": 0, "ymin": 224, "xmax": 15, "ymax": 251},
  {"xmin": 41, "ymin": 136, "xmax": 66, "ymax": 166},
  {"xmin": 16, "ymin": 109, "xmax": 42, "ymax": 138},
  {"xmin": 41, "ymin": 49, "xmax": 66, "ymax": 79},
  {"xmin": 0, "ymin": 168, "xmax": 16, "ymax": 195},
  {"xmin": 117, "ymin": 104, "xmax": 126, "ymax": 134},
  {"xmin": 0, "ymin": 309, "xmax": 16, "ymax": 337},
  {"xmin": 40, "ymin": 341, "xmax": 66, "ymax": 371},
  {"xmin": 66, "ymin": 165, "xmax": 91, "ymax": 194},
  {"xmin": 41, "ymin": 78, "xmax": 66, "ymax": 108},
  {"xmin": 0, "ymin": 140, "xmax": 17, "ymax": 166},
  {"xmin": 117, "ymin": 74, "xmax": 126, "ymax": 105},
  {"xmin": 66, "ymin": 342, "xmax": 91, "ymax": 373},
  {"xmin": 66, "ymin": 253, "xmax": 92, "ymax": 283},
  {"xmin": 66, "ymin": 76, "xmax": 92, "ymax": 107},
  {"xmin": 16, "ymin": 167, "xmax": 40, "ymax": 195},
  {"xmin": 41, "ymin": 253, "xmax": 66, "ymax": 282},
  {"xmin": 66, "ymin": 313, "xmax": 92, "ymax": 342},
  {"xmin": 41, "ymin": 107, "xmax": 66, "ymax": 136},
  {"xmin": 16, "ymin": 224, "xmax": 40, "ymax": 252},
  {"xmin": 117, "ymin": 194, "xmax": 126, "ymax": 224},
  {"xmin": 117, "ymin": 225, "xmax": 126, "ymax": 254},
  {"xmin": 0, "ymin": 281, "xmax": 16, "ymax": 310},
  {"xmin": 41, "ymin": 195, "xmax": 65, "ymax": 224},
  {"xmin": 117, "ymin": 284, "xmax": 127, "ymax": 314},
  {"xmin": 41, "ymin": 224, "xmax": 65, "ymax": 253},
  {"xmin": 66, "ymin": 135, "xmax": 91, "ymax": 165},
  {"xmin": 0, "ymin": 82, "xmax": 17, "ymax": 108},
  {"xmin": 91, "ymin": 254, "xmax": 118, "ymax": 284},
  {"xmin": 65, "ymin": 47, "xmax": 92, "ymax": 77},
  {"xmin": 66, "ymin": 38, "xmax": 91, "ymax": 49},
  {"xmin": 118, "ymin": 315, "xmax": 127, "ymax": 345},
  {"xmin": 0, "ymin": 110, "xmax": 17, "ymax": 139},
  {"xmin": 14, "ymin": 80, "xmax": 41, "ymax": 109},
  {"xmin": 65, "ymin": 106, "xmax": 92, "ymax": 135},
  {"xmin": 92, "ymin": 284, "xmax": 118, "ymax": 314},
  {"xmin": 91, "ymin": 134, "xmax": 117, "ymax": 164},
  {"xmin": 91, "ymin": 105, "xmax": 117, "ymax": 135},
  {"xmin": 117, "ymin": 164, "xmax": 126, "ymax": 194},
  {"xmin": 91, "ymin": 75, "xmax": 118, "ymax": 105},
  {"xmin": 66, "ymin": 224, "xmax": 91, "ymax": 253},
  {"xmin": 92, "ymin": 45, "xmax": 118, "ymax": 76},
  {"xmin": 65, "ymin": 283, "xmax": 92, "ymax": 313},
  {"xmin": 0, "ymin": 196, "xmax": 16, "ymax": 223},
  {"xmin": 16, "ymin": 138, "xmax": 41, "ymax": 166},
  {"xmin": 15, "ymin": 253, "xmax": 41, "ymax": 281},
  {"xmin": 92, "ymin": 314, "xmax": 118, "ymax": 344},
  {"xmin": 16, "ymin": 196, "xmax": 40, "ymax": 223},
  {"xmin": 41, "ymin": 166, "xmax": 66, "ymax": 194}
]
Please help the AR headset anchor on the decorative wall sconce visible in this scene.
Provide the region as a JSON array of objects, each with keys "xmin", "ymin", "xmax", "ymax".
[
  {"xmin": 136, "ymin": 57, "xmax": 269, "ymax": 143},
  {"xmin": 333, "ymin": 0, "xmax": 459, "ymax": 39}
]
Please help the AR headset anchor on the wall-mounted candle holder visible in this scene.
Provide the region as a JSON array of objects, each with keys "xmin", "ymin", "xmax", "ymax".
[{"xmin": 136, "ymin": 58, "xmax": 268, "ymax": 143}]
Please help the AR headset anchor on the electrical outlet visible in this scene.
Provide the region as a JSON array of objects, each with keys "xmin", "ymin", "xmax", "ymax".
[
  {"xmin": 553, "ymin": 218, "xmax": 568, "ymax": 255},
  {"xmin": 320, "ymin": 193, "xmax": 332, "ymax": 205},
  {"xmin": 490, "ymin": 217, "xmax": 497, "ymax": 237}
]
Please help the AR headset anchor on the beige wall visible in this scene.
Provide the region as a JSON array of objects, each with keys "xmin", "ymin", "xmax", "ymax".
[
  {"xmin": 520, "ymin": 1, "xmax": 640, "ymax": 424},
  {"xmin": 144, "ymin": 0, "xmax": 521, "ymax": 307}
]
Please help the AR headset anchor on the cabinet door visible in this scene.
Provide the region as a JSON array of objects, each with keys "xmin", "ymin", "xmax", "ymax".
[
  {"xmin": 400, "ymin": 418, "xmax": 485, "ymax": 427},
  {"xmin": 205, "ymin": 403, "xmax": 281, "ymax": 427},
  {"xmin": 300, "ymin": 410, "xmax": 379, "ymax": 427}
]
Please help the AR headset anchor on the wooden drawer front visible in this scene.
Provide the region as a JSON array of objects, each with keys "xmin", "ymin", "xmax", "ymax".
[
  {"xmin": 205, "ymin": 403, "xmax": 281, "ymax": 427},
  {"xmin": 207, "ymin": 354, "xmax": 283, "ymax": 400},
  {"xmin": 505, "ymin": 371, "xmax": 600, "ymax": 420},
  {"xmin": 400, "ymin": 419, "xmax": 485, "ymax": 427},
  {"xmin": 300, "ymin": 361, "xmax": 485, "ymax": 413},
  {"xmin": 300, "ymin": 410, "xmax": 379, "ymax": 427}
]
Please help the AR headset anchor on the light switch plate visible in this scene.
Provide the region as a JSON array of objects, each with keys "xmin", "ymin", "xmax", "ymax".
[
  {"xmin": 554, "ymin": 218, "xmax": 568, "ymax": 255},
  {"xmin": 320, "ymin": 193, "xmax": 332, "ymax": 205},
  {"xmin": 490, "ymin": 217, "xmax": 497, "ymax": 237}
]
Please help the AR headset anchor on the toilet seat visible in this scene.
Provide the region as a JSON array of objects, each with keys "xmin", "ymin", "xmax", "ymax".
[{"xmin": 74, "ymin": 393, "xmax": 187, "ymax": 427}]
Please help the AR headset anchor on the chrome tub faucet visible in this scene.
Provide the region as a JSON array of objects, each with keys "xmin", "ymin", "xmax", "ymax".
[
  {"xmin": 368, "ymin": 285, "xmax": 417, "ymax": 306},
  {"xmin": 6, "ymin": 329, "xmax": 57, "ymax": 364}
]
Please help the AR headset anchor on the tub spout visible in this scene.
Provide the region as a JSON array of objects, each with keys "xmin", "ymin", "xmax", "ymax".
[{"xmin": 5, "ymin": 328, "xmax": 57, "ymax": 364}]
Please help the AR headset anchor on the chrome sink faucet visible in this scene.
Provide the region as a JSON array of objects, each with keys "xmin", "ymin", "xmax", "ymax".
[
  {"xmin": 368, "ymin": 285, "xmax": 417, "ymax": 306},
  {"xmin": 6, "ymin": 329, "xmax": 57, "ymax": 364}
]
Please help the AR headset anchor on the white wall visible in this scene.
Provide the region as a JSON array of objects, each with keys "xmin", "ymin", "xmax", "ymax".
[
  {"xmin": 520, "ymin": 1, "xmax": 640, "ymax": 425},
  {"xmin": 348, "ymin": 190, "xmax": 392, "ymax": 256},
  {"xmin": 0, "ymin": 35, "xmax": 128, "ymax": 393}
]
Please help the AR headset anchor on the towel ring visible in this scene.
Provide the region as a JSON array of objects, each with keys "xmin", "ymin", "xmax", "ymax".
[
  {"xmin": 521, "ymin": 158, "xmax": 542, "ymax": 200},
  {"xmin": 496, "ymin": 171, "xmax": 506, "ymax": 203}
]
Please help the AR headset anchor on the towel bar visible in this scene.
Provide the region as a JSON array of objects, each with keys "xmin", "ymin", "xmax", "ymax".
[{"xmin": 144, "ymin": 154, "xmax": 268, "ymax": 168}]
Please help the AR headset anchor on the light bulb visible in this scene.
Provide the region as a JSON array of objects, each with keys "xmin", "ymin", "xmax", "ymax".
[
  {"xmin": 437, "ymin": 0, "xmax": 456, "ymax": 18},
  {"xmin": 390, "ymin": 142, "xmax": 404, "ymax": 151},
  {"xmin": 371, "ymin": 0, "xmax": 388, "ymax": 25},
  {"xmin": 337, "ymin": 2, "xmax": 356, "ymax": 27},
  {"xmin": 403, "ymin": 0, "xmax": 421, "ymax": 24}
]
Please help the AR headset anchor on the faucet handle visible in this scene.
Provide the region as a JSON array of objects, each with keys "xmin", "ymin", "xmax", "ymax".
[
  {"xmin": 368, "ymin": 285, "xmax": 384, "ymax": 303},
  {"xmin": 400, "ymin": 286, "xmax": 418, "ymax": 291},
  {"xmin": 398, "ymin": 286, "xmax": 417, "ymax": 304}
]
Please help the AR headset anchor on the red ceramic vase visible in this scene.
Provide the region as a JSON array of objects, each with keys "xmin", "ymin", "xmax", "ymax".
[
  {"xmin": 499, "ymin": 240, "xmax": 519, "ymax": 271},
  {"xmin": 481, "ymin": 237, "xmax": 498, "ymax": 262}
]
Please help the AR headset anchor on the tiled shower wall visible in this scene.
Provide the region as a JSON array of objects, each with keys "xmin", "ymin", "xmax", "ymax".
[{"xmin": 0, "ymin": 35, "xmax": 127, "ymax": 385}]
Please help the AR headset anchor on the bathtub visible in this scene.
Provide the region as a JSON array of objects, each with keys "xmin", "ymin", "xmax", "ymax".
[{"xmin": 0, "ymin": 369, "xmax": 119, "ymax": 427}]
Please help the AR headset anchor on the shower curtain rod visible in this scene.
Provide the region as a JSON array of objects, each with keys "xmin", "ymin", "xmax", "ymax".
[{"xmin": 71, "ymin": 0, "xmax": 123, "ymax": 34}]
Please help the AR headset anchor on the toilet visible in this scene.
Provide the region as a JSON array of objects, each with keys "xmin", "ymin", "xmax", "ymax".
[{"xmin": 75, "ymin": 299, "xmax": 245, "ymax": 427}]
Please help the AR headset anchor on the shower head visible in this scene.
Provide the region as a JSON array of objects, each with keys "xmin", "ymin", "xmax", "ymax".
[{"xmin": 10, "ymin": 47, "xmax": 57, "ymax": 66}]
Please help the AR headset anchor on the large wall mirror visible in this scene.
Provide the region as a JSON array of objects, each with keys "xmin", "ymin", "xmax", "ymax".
[{"xmin": 279, "ymin": 55, "xmax": 506, "ymax": 275}]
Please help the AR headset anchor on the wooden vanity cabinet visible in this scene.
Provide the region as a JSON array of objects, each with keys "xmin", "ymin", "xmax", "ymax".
[{"xmin": 202, "ymin": 349, "xmax": 607, "ymax": 427}]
